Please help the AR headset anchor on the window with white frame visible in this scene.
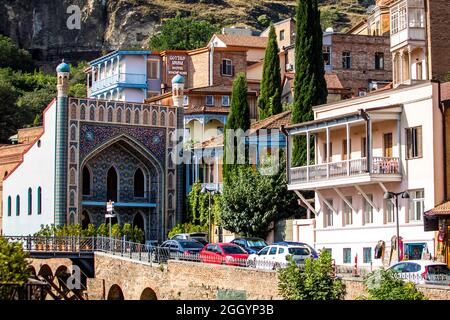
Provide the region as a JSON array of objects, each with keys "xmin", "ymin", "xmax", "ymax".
[
  {"xmin": 342, "ymin": 51, "xmax": 351, "ymax": 69},
  {"xmin": 385, "ymin": 198, "xmax": 395, "ymax": 223},
  {"xmin": 324, "ymin": 199, "xmax": 334, "ymax": 227},
  {"xmin": 279, "ymin": 30, "xmax": 285, "ymax": 41},
  {"xmin": 221, "ymin": 95, "xmax": 230, "ymax": 107},
  {"xmin": 221, "ymin": 59, "xmax": 233, "ymax": 76},
  {"xmin": 343, "ymin": 196, "xmax": 353, "ymax": 226},
  {"xmin": 183, "ymin": 95, "xmax": 189, "ymax": 106},
  {"xmin": 406, "ymin": 126, "xmax": 423, "ymax": 159},
  {"xmin": 205, "ymin": 95, "xmax": 214, "ymax": 106},
  {"xmin": 409, "ymin": 189, "xmax": 424, "ymax": 222},
  {"xmin": 323, "ymin": 46, "xmax": 331, "ymax": 66},
  {"xmin": 363, "ymin": 247, "xmax": 372, "ymax": 263},
  {"xmin": 375, "ymin": 52, "xmax": 384, "ymax": 70},
  {"xmin": 399, "ymin": 3, "xmax": 407, "ymax": 31},
  {"xmin": 409, "ymin": 8, "xmax": 425, "ymax": 28},
  {"xmin": 343, "ymin": 248, "xmax": 352, "ymax": 264},
  {"xmin": 364, "ymin": 194, "xmax": 374, "ymax": 224}
]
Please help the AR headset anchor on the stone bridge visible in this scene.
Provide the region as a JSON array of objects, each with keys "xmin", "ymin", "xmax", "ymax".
[{"xmin": 29, "ymin": 252, "xmax": 450, "ymax": 300}]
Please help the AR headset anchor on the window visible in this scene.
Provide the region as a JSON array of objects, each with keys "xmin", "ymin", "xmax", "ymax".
[
  {"xmin": 383, "ymin": 133, "xmax": 393, "ymax": 157},
  {"xmin": 324, "ymin": 199, "xmax": 333, "ymax": 227},
  {"xmin": 269, "ymin": 247, "xmax": 277, "ymax": 255},
  {"xmin": 134, "ymin": 168, "xmax": 145, "ymax": 198},
  {"xmin": 399, "ymin": 3, "xmax": 407, "ymax": 31},
  {"xmin": 205, "ymin": 95, "xmax": 214, "ymax": 106},
  {"xmin": 279, "ymin": 30, "xmax": 285, "ymax": 41},
  {"xmin": 361, "ymin": 137, "xmax": 367, "ymax": 158},
  {"xmin": 16, "ymin": 195, "xmax": 20, "ymax": 216},
  {"xmin": 37, "ymin": 187, "xmax": 42, "ymax": 215},
  {"xmin": 343, "ymin": 248, "xmax": 351, "ymax": 264},
  {"xmin": 363, "ymin": 247, "xmax": 372, "ymax": 263},
  {"xmin": 343, "ymin": 196, "xmax": 353, "ymax": 226},
  {"xmin": 364, "ymin": 194, "xmax": 374, "ymax": 224},
  {"xmin": 385, "ymin": 199, "xmax": 395, "ymax": 223},
  {"xmin": 221, "ymin": 59, "xmax": 233, "ymax": 76},
  {"xmin": 183, "ymin": 95, "xmax": 189, "ymax": 106},
  {"xmin": 7, "ymin": 196, "xmax": 11, "ymax": 216},
  {"xmin": 107, "ymin": 167, "xmax": 118, "ymax": 202},
  {"xmin": 409, "ymin": 8, "xmax": 425, "ymax": 28},
  {"xmin": 28, "ymin": 188, "xmax": 32, "ymax": 215},
  {"xmin": 147, "ymin": 60, "xmax": 159, "ymax": 80},
  {"xmin": 221, "ymin": 96, "xmax": 230, "ymax": 107},
  {"xmin": 342, "ymin": 51, "xmax": 351, "ymax": 69},
  {"xmin": 375, "ymin": 52, "xmax": 384, "ymax": 70},
  {"xmin": 217, "ymin": 127, "xmax": 224, "ymax": 135},
  {"xmin": 82, "ymin": 167, "xmax": 91, "ymax": 196},
  {"xmin": 323, "ymin": 142, "xmax": 333, "ymax": 162},
  {"xmin": 342, "ymin": 139, "xmax": 351, "ymax": 160},
  {"xmin": 409, "ymin": 189, "xmax": 424, "ymax": 222},
  {"xmin": 323, "ymin": 46, "xmax": 331, "ymax": 66},
  {"xmin": 391, "ymin": 9, "xmax": 399, "ymax": 34},
  {"xmin": 406, "ymin": 126, "xmax": 422, "ymax": 159}
]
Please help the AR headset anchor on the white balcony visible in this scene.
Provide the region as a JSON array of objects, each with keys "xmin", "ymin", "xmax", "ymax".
[{"xmin": 89, "ymin": 73, "xmax": 147, "ymax": 95}]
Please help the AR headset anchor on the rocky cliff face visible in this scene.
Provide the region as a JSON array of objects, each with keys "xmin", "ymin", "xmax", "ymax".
[{"xmin": 0, "ymin": 0, "xmax": 372, "ymax": 69}]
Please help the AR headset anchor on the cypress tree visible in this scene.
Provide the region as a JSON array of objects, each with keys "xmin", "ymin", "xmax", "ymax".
[
  {"xmin": 291, "ymin": 0, "xmax": 328, "ymax": 166},
  {"xmin": 257, "ymin": 24, "xmax": 282, "ymax": 119},
  {"xmin": 223, "ymin": 72, "xmax": 251, "ymax": 184}
]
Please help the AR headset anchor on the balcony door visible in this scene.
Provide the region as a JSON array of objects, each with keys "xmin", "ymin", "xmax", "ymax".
[{"xmin": 383, "ymin": 133, "xmax": 393, "ymax": 158}]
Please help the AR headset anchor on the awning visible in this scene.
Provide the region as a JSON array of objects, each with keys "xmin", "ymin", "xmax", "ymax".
[{"xmin": 424, "ymin": 201, "xmax": 450, "ymax": 217}]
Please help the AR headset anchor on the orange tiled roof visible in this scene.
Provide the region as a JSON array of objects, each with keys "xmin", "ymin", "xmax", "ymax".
[
  {"xmin": 215, "ymin": 34, "xmax": 268, "ymax": 49},
  {"xmin": 184, "ymin": 106, "xmax": 230, "ymax": 115},
  {"xmin": 285, "ymin": 72, "xmax": 345, "ymax": 90},
  {"xmin": 425, "ymin": 201, "xmax": 450, "ymax": 217}
]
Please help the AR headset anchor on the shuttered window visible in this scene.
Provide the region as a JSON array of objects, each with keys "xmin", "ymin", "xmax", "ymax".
[{"xmin": 406, "ymin": 126, "xmax": 422, "ymax": 159}]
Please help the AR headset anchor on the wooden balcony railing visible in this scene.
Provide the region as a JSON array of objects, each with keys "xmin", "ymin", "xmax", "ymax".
[{"xmin": 290, "ymin": 157, "xmax": 400, "ymax": 184}]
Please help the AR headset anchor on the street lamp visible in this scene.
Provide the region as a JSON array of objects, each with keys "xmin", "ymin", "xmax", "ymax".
[
  {"xmin": 384, "ymin": 191, "xmax": 410, "ymax": 262},
  {"xmin": 201, "ymin": 187, "xmax": 220, "ymax": 243}
]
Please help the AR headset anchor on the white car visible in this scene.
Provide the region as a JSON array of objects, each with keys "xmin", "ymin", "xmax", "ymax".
[
  {"xmin": 247, "ymin": 244, "xmax": 314, "ymax": 270},
  {"xmin": 387, "ymin": 260, "xmax": 450, "ymax": 285}
]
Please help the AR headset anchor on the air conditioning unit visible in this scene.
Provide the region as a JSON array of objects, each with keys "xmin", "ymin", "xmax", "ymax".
[{"xmin": 286, "ymin": 63, "xmax": 294, "ymax": 71}]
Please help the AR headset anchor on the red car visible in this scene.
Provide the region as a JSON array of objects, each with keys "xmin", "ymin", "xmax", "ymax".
[{"xmin": 199, "ymin": 243, "xmax": 249, "ymax": 266}]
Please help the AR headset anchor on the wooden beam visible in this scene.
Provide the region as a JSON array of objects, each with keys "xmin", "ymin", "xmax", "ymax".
[
  {"xmin": 316, "ymin": 190, "xmax": 337, "ymax": 214},
  {"xmin": 294, "ymin": 190, "xmax": 317, "ymax": 215},
  {"xmin": 333, "ymin": 187, "xmax": 356, "ymax": 212},
  {"xmin": 355, "ymin": 185, "xmax": 378, "ymax": 211}
]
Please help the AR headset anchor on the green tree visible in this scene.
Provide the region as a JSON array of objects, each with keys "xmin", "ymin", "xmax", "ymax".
[
  {"xmin": 149, "ymin": 16, "xmax": 219, "ymax": 51},
  {"xmin": 0, "ymin": 237, "xmax": 31, "ymax": 299},
  {"xmin": 131, "ymin": 226, "xmax": 144, "ymax": 244},
  {"xmin": 278, "ymin": 250, "xmax": 346, "ymax": 300},
  {"xmin": 220, "ymin": 162, "xmax": 301, "ymax": 238},
  {"xmin": 223, "ymin": 73, "xmax": 251, "ymax": 183},
  {"xmin": 122, "ymin": 223, "xmax": 132, "ymax": 241},
  {"xmin": 363, "ymin": 269, "xmax": 426, "ymax": 300},
  {"xmin": 111, "ymin": 224, "xmax": 122, "ymax": 239},
  {"xmin": 0, "ymin": 79, "xmax": 19, "ymax": 143},
  {"xmin": 258, "ymin": 24, "xmax": 282, "ymax": 119},
  {"xmin": 291, "ymin": 0, "xmax": 328, "ymax": 166},
  {"xmin": 97, "ymin": 223, "xmax": 109, "ymax": 237},
  {"xmin": 0, "ymin": 35, "xmax": 35, "ymax": 72}
]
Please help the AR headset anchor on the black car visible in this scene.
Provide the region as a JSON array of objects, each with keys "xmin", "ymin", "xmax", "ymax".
[
  {"xmin": 230, "ymin": 238, "xmax": 268, "ymax": 254},
  {"xmin": 151, "ymin": 240, "xmax": 205, "ymax": 262}
]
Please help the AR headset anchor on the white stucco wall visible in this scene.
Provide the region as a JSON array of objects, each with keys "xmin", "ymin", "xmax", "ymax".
[{"xmin": 2, "ymin": 101, "xmax": 57, "ymax": 236}]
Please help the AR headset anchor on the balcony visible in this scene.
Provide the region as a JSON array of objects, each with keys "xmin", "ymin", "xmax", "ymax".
[
  {"xmin": 289, "ymin": 157, "xmax": 401, "ymax": 190},
  {"xmin": 89, "ymin": 73, "xmax": 147, "ymax": 95},
  {"xmin": 390, "ymin": 0, "xmax": 426, "ymax": 50}
]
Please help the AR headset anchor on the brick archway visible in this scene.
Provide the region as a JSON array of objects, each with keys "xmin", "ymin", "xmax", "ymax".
[
  {"xmin": 107, "ymin": 284, "xmax": 125, "ymax": 300},
  {"xmin": 140, "ymin": 287, "xmax": 157, "ymax": 300}
]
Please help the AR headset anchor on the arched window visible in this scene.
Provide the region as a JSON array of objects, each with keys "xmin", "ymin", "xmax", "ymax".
[
  {"xmin": 16, "ymin": 195, "xmax": 20, "ymax": 216},
  {"xmin": 37, "ymin": 187, "xmax": 42, "ymax": 215},
  {"xmin": 107, "ymin": 167, "xmax": 118, "ymax": 202},
  {"xmin": 98, "ymin": 107, "xmax": 105, "ymax": 122},
  {"xmin": 7, "ymin": 196, "xmax": 11, "ymax": 216},
  {"xmin": 70, "ymin": 191, "xmax": 75, "ymax": 206},
  {"xmin": 70, "ymin": 104, "xmax": 77, "ymax": 119},
  {"xmin": 81, "ymin": 210, "xmax": 91, "ymax": 229},
  {"xmin": 70, "ymin": 168, "xmax": 76, "ymax": 185},
  {"xmin": 126, "ymin": 109, "xmax": 131, "ymax": 123},
  {"xmin": 168, "ymin": 194, "xmax": 174, "ymax": 210},
  {"xmin": 28, "ymin": 188, "xmax": 32, "ymax": 215},
  {"xmin": 70, "ymin": 125, "xmax": 77, "ymax": 141},
  {"xmin": 80, "ymin": 105, "xmax": 86, "ymax": 120},
  {"xmin": 169, "ymin": 112, "xmax": 175, "ymax": 127},
  {"xmin": 89, "ymin": 106, "xmax": 95, "ymax": 121},
  {"xmin": 82, "ymin": 166, "xmax": 91, "ymax": 196},
  {"xmin": 70, "ymin": 147, "xmax": 76, "ymax": 163},
  {"xmin": 143, "ymin": 110, "xmax": 149, "ymax": 125},
  {"xmin": 168, "ymin": 173, "xmax": 174, "ymax": 190},
  {"xmin": 116, "ymin": 109, "xmax": 122, "ymax": 123},
  {"xmin": 134, "ymin": 168, "xmax": 145, "ymax": 198},
  {"xmin": 160, "ymin": 111, "xmax": 166, "ymax": 126},
  {"xmin": 152, "ymin": 110, "xmax": 158, "ymax": 126},
  {"xmin": 134, "ymin": 110, "xmax": 140, "ymax": 124},
  {"xmin": 108, "ymin": 108, "xmax": 113, "ymax": 122}
]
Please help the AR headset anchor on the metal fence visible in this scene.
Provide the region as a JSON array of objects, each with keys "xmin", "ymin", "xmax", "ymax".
[{"xmin": 393, "ymin": 272, "xmax": 450, "ymax": 286}]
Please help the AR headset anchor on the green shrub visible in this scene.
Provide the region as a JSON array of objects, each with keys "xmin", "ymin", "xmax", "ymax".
[
  {"xmin": 97, "ymin": 224, "xmax": 108, "ymax": 237},
  {"xmin": 363, "ymin": 269, "xmax": 426, "ymax": 300},
  {"xmin": 278, "ymin": 250, "xmax": 346, "ymax": 300},
  {"xmin": 131, "ymin": 226, "xmax": 144, "ymax": 244}
]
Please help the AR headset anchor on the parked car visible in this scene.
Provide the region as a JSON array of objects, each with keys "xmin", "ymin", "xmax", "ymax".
[
  {"xmin": 248, "ymin": 244, "xmax": 314, "ymax": 270},
  {"xmin": 171, "ymin": 232, "xmax": 208, "ymax": 245},
  {"xmin": 152, "ymin": 239, "xmax": 205, "ymax": 262},
  {"xmin": 230, "ymin": 237, "xmax": 268, "ymax": 254},
  {"xmin": 387, "ymin": 260, "xmax": 450, "ymax": 285},
  {"xmin": 199, "ymin": 243, "xmax": 249, "ymax": 266},
  {"xmin": 273, "ymin": 241, "xmax": 319, "ymax": 259}
]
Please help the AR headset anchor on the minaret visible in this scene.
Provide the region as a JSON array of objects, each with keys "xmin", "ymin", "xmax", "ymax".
[
  {"xmin": 54, "ymin": 60, "xmax": 70, "ymax": 226},
  {"xmin": 171, "ymin": 73, "xmax": 185, "ymax": 108}
]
